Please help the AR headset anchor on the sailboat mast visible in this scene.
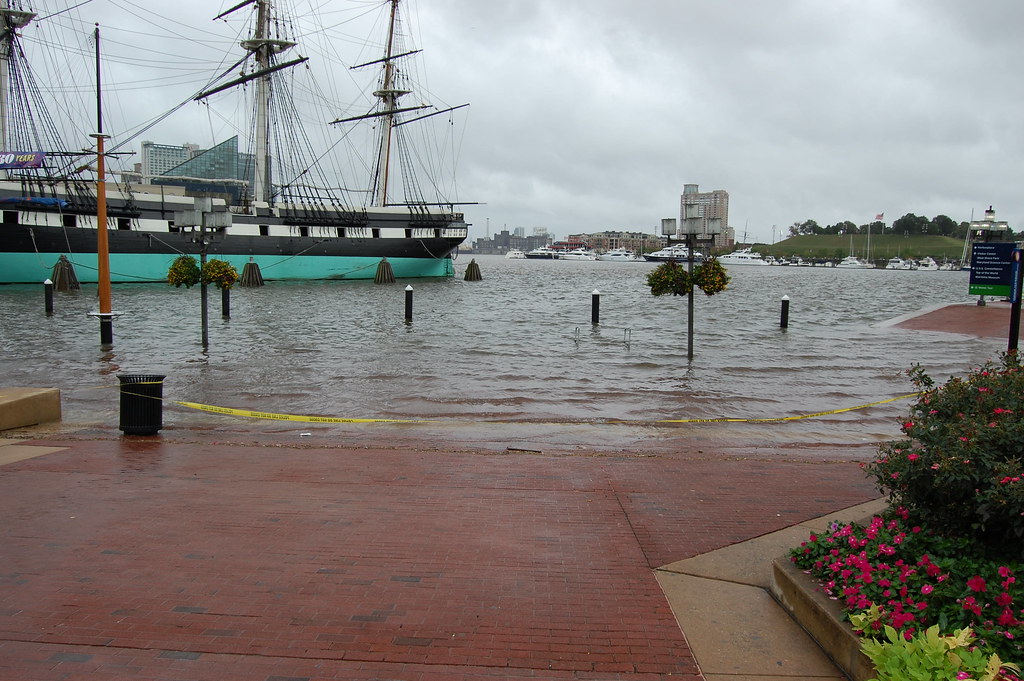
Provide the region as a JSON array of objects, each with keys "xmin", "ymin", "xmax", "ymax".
[{"xmin": 373, "ymin": 0, "xmax": 405, "ymax": 207}]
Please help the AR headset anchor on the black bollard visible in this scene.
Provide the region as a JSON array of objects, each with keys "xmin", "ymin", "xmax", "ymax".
[
  {"xmin": 221, "ymin": 287, "xmax": 231, "ymax": 318},
  {"xmin": 780, "ymin": 295, "xmax": 790, "ymax": 329},
  {"xmin": 44, "ymin": 278, "xmax": 54, "ymax": 316},
  {"xmin": 405, "ymin": 285, "xmax": 413, "ymax": 322},
  {"xmin": 591, "ymin": 289, "xmax": 600, "ymax": 325}
]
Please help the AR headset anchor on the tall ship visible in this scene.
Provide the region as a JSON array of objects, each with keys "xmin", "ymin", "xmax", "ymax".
[{"xmin": 0, "ymin": 0, "xmax": 468, "ymax": 284}]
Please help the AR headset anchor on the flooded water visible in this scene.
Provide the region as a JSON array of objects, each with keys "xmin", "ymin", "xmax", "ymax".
[{"xmin": 0, "ymin": 255, "xmax": 1007, "ymax": 450}]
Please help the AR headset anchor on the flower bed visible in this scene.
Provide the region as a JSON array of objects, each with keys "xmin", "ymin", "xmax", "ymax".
[{"xmin": 790, "ymin": 353, "xmax": 1024, "ymax": 680}]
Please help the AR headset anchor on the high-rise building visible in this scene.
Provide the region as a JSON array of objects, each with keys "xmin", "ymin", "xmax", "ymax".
[
  {"xmin": 137, "ymin": 137, "xmax": 255, "ymax": 203},
  {"xmin": 140, "ymin": 141, "xmax": 200, "ymax": 177},
  {"xmin": 679, "ymin": 184, "xmax": 730, "ymax": 249}
]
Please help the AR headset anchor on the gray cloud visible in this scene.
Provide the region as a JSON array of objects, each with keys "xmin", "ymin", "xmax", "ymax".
[{"xmin": 32, "ymin": 0, "xmax": 1023, "ymax": 243}]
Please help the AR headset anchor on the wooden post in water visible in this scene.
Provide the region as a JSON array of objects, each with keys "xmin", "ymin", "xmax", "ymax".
[
  {"xmin": 780, "ymin": 295, "xmax": 790, "ymax": 329},
  {"xmin": 591, "ymin": 289, "xmax": 600, "ymax": 325},
  {"xmin": 222, "ymin": 287, "xmax": 231, "ymax": 319},
  {"xmin": 375, "ymin": 258, "xmax": 396, "ymax": 284},
  {"xmin": 464, "ymin": 259, "xmax": 482, "ymax": 281},
  {"xmin": 404, "ymin": 285, "xmax": 413, "ymax": 322}
]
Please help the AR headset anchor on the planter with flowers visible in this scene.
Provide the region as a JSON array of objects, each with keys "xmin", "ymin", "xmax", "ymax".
[{"xmin": 646, "ymin": 258, "xmax": 731, "ymax": 297}]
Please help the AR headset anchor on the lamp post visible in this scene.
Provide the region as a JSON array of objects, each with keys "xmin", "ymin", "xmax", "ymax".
[{"xmin": 665, "ymin": 185, "xmax": 722, "ymax": 360}]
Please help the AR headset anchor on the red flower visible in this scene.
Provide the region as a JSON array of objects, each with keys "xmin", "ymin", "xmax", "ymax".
[{"xmin": 967, "ymin": 576, "xmax": 987, "ymax": 592}]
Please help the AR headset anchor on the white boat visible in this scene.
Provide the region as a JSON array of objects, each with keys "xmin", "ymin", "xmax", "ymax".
[
  {"xmin": 718, "ymin": 248, "xmax": 770, "ymax": 266},
  {"xmin": 505, "ymin": 249, "xmax": 526, "ymax": 259},
  {"xmin": 597, "ymin": 247, "xmax": 644, "ymax": 262},
  {"xmin": 917, "ymin": 257, "xmax": 939, "ymax": 271},
  {"xmin": 524, "ymin": 246, "xmax": 560, "ymax": 259},
  {"xmin": 885, "ymin": 257, "xmax": 916, "ymax": 270},
  {"xmin": 835, "ymin": 256, "xmax": 873, "ymax": 269},
  {"xmin": 559, "ymin": 248, "xmax": 598, "ymax": 261},
  {"xmin": 643, "ymin": 245, "xmax": 704, "ymax": 262}
]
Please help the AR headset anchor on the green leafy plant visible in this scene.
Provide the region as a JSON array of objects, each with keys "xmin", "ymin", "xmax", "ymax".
[
  {"xmin": 863, "ymin": 354, "xmax": 1024, "ymax": 551},
  {"xmin": 860, "ymin": 624, "xmax": 1020, "ymax": 681},
  {"xmin": 202, "ymin": 258, "xmax": 239, "ymax": 290},
  {"xmin": 167, "ymin": 255, "xmax": 201, "ymax": 288}
]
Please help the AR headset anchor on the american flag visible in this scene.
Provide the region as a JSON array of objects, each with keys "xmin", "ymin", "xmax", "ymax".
[{"xmin": 875, "ymin": 213, "xmax": 884, "ymax": 221}]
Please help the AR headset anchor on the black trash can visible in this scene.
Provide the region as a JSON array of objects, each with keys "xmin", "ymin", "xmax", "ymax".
[{"xmin": 118, "ymin": 374, "xmax": 166, "ymax": 435}]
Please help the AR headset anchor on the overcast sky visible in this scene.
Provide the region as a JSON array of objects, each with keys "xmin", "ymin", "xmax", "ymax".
[{"xmin": 28, "ymin": 0, "xmax": 1024, "ymax": 244}]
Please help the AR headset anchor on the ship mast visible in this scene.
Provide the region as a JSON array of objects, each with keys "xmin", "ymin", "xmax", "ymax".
[
  {"xmin": 0, "ymin": 1, "xmax": 35, "ymax": 152},
  {"xmin": 238, "ymin": 0, "xmax": 295, "ymax": 204},
  {"xmin": 373, "ymin": 0, "xmax": 408, "ymax": 207}
]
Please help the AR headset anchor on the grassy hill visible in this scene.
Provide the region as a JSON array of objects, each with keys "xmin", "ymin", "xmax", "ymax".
[{"xmin": 744, "ymin": 234, "xmax": 966, "ymax": 264}]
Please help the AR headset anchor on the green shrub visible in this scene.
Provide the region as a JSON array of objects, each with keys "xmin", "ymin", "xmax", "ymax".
[
  {"xmin": 863, "ymin": 354, "xmax": 1024, "ymax": 552},
  {"xmin": 860, "ymin": 624, "xmax": 1020, "ymax": 681}
]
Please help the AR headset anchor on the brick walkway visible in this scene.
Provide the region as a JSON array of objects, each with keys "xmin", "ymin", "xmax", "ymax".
[{"xmin": 0, "ymin": 438, "xmax": 878, "ymax": 680}]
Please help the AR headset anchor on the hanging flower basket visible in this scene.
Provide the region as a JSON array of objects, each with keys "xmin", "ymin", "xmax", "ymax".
[
  {"xmin": 646, "ymin": 261, "xmax": 693, "ymax": 296},
  {"xmin": 202, "ymin": 259, "xmax": 239, "ymax": 290},
  {"xmin": 692, "ymin": 257, "xmax": 730, "ymax": 296},
  {"xmin": 167, "ymin": 255, "xmax": 201, "ymax": 288}
]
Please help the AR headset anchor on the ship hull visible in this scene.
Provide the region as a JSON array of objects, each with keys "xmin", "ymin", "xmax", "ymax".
[{"xmin": 0, "ymin": 185, "xmax": 466, "ymax": 283}]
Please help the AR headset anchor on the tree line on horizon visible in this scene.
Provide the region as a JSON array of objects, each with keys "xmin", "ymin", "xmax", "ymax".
[{"xmin": 787, "ymin": 213, "xmax": 1021, "ymax": 240}]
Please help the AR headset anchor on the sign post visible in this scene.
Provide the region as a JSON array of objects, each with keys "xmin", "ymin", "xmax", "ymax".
[{"xmin": 1009, "ymin": 249, "xmax": 1022, "ymax": 353}]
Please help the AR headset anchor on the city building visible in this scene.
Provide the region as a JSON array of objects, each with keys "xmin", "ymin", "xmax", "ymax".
[
  {"xmin": 140, "ymin": 141, "xmax": 200, "ymax": 177},
  {"xmin": 121, "ymin": 137, "xmax": 255, "ymax": 204},
  {"xmin": 677, "ymin": 184, "xmax": 731, "ymax": 250},
  {"xmin": 472, "ymin": 229, "xmax": 552, "ymax": 254},
  {"xmin": 472, "ymin": 228, "xmax": 663, "ymax": 255}
]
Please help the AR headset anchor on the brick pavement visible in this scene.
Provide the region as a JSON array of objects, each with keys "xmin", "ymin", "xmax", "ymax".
[{"xmin": 0, "ymin": 437, "xmax": 878, "ymax": 680}]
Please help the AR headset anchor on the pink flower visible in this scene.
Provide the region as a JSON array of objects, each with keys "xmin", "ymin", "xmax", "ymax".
[
  {"xmin": 921, "ymin": 584, "xmax": 934, "ymax": 595},
  {"xmin": 907, "ymin": 453, "xmax": 919, "ymax": 462},
  {"xmin": 956, "ymin": 673, "xmax": 971, "ymax": 680},
  {"xmin": 967, "ymin": 576, "xmax": 987, "ymax": 592}
]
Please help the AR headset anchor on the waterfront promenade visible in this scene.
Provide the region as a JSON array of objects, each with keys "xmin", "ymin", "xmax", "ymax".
[{"xmin": 0, "ymin": 301, "xmax": 1017, "ymax": 680}]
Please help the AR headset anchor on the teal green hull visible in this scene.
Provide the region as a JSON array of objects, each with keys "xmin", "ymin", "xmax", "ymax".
[{"xmin": 0, "ymin": 252, "xmax": 455, "ymax": 284}]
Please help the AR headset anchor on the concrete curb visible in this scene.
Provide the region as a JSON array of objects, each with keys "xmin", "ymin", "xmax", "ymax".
[
  {"xmin": 0, "ymin": 388, "xmax": 61, "ymax": 431},
  {"xmin": 771, "ymin": 557, "xmax": 873, "ymax": 681}
]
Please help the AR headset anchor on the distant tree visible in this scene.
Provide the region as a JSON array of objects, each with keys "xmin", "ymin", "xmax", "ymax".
[
  {"xmin": 930, "ymin": 214, "xmax": 958, "ymax": 237},
  {"xmin": 799, "ymin": 219, "xmax": 822, "ymax": 235},
  {"xmin": 788, "ymin": 221, "xmax": 802, "ymax": 237},
  {"xmin": 892, "ymin": 213, "xmax": 929, "ymax": 235},
  {"xmin": 832, "ymin": 220, "xmax": 858, "ymax": 235}
]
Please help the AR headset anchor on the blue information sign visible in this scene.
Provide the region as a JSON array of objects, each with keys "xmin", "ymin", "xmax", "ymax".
[{"xmin": 969, "ymin": 242, "xmax": 1016, "ymax": 297}]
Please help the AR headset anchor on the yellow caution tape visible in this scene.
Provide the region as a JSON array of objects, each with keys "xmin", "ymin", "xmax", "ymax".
[
  {"xmin": 102, "ymin": 383, "xmax": 920, "ymax": 426},
  {"xmin": 656, "ymin": 393, "xmax": 920, "ymax": 423},
  {"xmin": 173, "ymin": 401, "xmax": 429, "ymax": 424}
]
